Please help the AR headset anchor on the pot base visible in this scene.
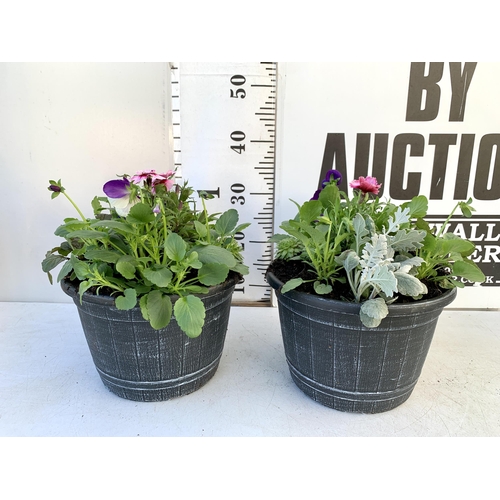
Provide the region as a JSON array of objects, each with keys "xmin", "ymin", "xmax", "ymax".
[
  {"xmin": 96, "ymin": 354, "xmax": 222, "ymax": 402},
  {"xmin": 288, "ymin": 361, "xmax": 416, "ymax": 413}
]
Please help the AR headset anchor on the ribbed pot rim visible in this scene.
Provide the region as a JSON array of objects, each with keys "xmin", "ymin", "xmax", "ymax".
[
  {"xmin": 266, "ymin": 269, "xmax": 457, "ymax": 315},
  {"xmin": 61, "ymin": 272, "xmax": 241, "ymax": 307}
]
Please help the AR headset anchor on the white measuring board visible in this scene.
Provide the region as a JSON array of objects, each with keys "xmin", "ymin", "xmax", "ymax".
[{"xmin": 171, "ymin": 62, "xmax": 277, "ymax": 305}]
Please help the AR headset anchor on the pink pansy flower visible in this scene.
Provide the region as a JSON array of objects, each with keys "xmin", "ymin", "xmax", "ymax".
[
  {"xmin": 131, "ymin": 169, "xmax": 176, "ymax": 192},
  {"xmin": 152, "ymin": 170, "xmax": 176, "ymax": 192},
  {"xmin": 349, "ymin": 176, "xmax": 382, "ymax": 195},
  {"xmin": 130, "ymin": 170, "xmax": 161, "ymax": 186}
]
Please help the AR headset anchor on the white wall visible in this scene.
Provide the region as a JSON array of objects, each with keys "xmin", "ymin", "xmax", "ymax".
[{"xmin": 0, "ymin": 63, "xmax": 173, "ymax": 302}]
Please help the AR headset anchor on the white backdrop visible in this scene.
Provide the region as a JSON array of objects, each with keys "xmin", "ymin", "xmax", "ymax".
[{"xmin": 0, "ymin": 63, "xmax": 173, "ymax": 302}]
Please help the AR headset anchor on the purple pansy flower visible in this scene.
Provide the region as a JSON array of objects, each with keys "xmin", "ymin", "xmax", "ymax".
[
  {"xmin": 103, "ymin": 178, "xmax": 131, "ymax": 198},
  {"xmin": 322, "ymin": 169, "xmax": 342, "ymax": 188},
  {"xmin": 311, "ymin": 169, "xmax": 342, "ymax": 200},
  {"xmin": 311, "ymin": 189, "xmax": 322, "ymax": 201},
  {"xmin": 103, "ymin": 178, "xmax": 138, "ymax": 216}
]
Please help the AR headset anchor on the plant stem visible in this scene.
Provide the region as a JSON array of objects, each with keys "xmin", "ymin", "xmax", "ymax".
[
  {"xmin": 436, "ymin": 201, "xmax": 460, "ymax": 238},
  {"xmin": 200, "ymin": 196, "xmax": 211, "ymax": 243},
  {"xmin": 159, "ymin": 198, "xmax": 168, "ymax": 265},
  {"xmin": 63, "ymin": 191, "xmax": 87, "ymax": 222}
]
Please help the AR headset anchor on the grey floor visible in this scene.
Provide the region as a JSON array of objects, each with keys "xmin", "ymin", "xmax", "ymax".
[{"xmin": 1, "ymin": 301, "xmax": 499, "ymax": 437}]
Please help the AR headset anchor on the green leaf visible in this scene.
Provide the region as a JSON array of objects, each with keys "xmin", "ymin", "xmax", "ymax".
[
  {"xmin": 299, "ymin": 200, "xmax": 323, "ymax": 224},
  {"xmin": 41, "ymin": 253, "xmax": 67, "ymax": 273},
  {"xmin": 184, "ymin": 251, "xmax": 203, "ymax": 269},
  {"xmin": 421, "ymin": 232, "xmax": 437, "ymax": 252},
  {"xmin": 91, "ymin": 196, "xmax": 104, "ymax": 215},
  {"xmin": 174, "ymin": 295, "xmax": 206, "ymax": 338},
  {"xmin": 215, "ymin": 209, "xmax": 239, "ymax": 236},
  {"xmin": 232, "ymin": 263, "xmax": 249, "ymax": 276},
  {"xmin": 56, "ymin": 259, "xmax": 73, "ymax": 282},
  {"xmin": 294, "ymin": 222, "xmax": 325, "ymax": 246},
  {"xmin": 193, "ymin": 245, "xmax": 237, "ymax": 267},
  {"xmin": 70, "ymin": 255, "xmax": 91, "ymax": 280},
  {"xmin": 139, "ymin": 294, "xmax": 149, "ymax": 320},
  {"xmin": 108, "ymin": 232, "xmax": 130, "ymax": 254},
  {"xmin": 360, "ymin": 298, "xmax": 389, "ymax": 328},
  {"xmin": 58, "ymin": 219, "xmax": 89, "ymax": 233},
  {"xmin": 459, "ymin": 204, "xmax": 472, "ymax": 218},
  {"xmin": 436, "ymin": 235, "xmax": 475, "ymax": 256},
  {"xmin": 440, "ymin": 277, "xmax": 464, "ymax": 289},
  {"xmin": 318, "ymin": 182, "xmax": 340, "ymax": 208},
  {"xmin": 84, "ymin": 249, "xmax": 121, "ymax": 263},
  {"xmin": 278, "ymin": 225, "xmax": 310, "ymax": 246},
  {"xmin": 116, "ymin": 255, "xmax": 137, "ymax": 279},
  {"xmin": 197, "ymin": 263, "xmax": 229, "ymax": 286},
  {"xmin": 268, "ymin": 233, "xmax": 289, "ymax": 243},
  {"xmin": 281, "ymin": 278, "xmax": 303, "ymax": 294},
  {"xmin": 142, "ymin": 266, "xmax": 173, "ymax": 287},
  {"xmin": 66, "ymin": 230, "xmax": 107, "ymax": 240},
  {"xmin": 415, "ymin": 217, "xmax": 432, "ymax": 231},
  {"xmin": 459, "ymin": 200, "xmax": 475, "ymax": 218},
  {"xmin": 193, "ymin": 220, "xmax": 208, "ymax": 238},
  {"xmin": 91, "ymin": 220, "xmax": 136, "ymax": 233},
  {"xmin": 115, "ymin": 288, "xmax": 137, "ymax": 310},
  {"xmin": 164, "ymin": 232, "xmax": 187, "ymax": 262},
  {"xmin": 78, "ymin": 280, "xmax": 94, "ymax": 300},
  {"xmin": 127, "ymin": 202, "xmax": 155, "ymax": 224},
  {"xmin": 146, "ymin": 290, "xmax": 172, "ymax": 330},
  {"xmin": 405, "ymin": 195, "xmax": 428, "ymax": 218},
  {"xmin": 233, "ymin": 222, "xmax": 251, "ymax": 233},
  {"xmin": 314, "ymin": 281, "xmax": 332, "ymax": 295},
  {"xmin": 452, "ymin": 260, "xmax": 486, "ymax": 283}
]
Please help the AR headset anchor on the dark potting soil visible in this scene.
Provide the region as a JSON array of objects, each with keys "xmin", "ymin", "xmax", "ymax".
[
  {"xmin": 65, "ymin": 271, "xmax": 243, "ymax": 298},
  {"xmin": 266, "ymin": 259, "xmax": 446, "ymax": 304}
]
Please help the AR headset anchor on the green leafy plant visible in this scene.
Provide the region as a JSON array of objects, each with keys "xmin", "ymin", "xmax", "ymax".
[
  {"xmin": 269, "ymin": 170, "xmax": 485, "ymax": 328},
  {"xmin": 42, "ymin": 170, "xmax": 249, "ymax": 337}
]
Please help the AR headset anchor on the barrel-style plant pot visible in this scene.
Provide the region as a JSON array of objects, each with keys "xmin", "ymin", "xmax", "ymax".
[
  {"xmin": 62, "ymin": 275, "xmax": 239, "ymax": 402},
  {"xmin": 266, "ymin": 270, "xmax": 457, "ymax": 414}
]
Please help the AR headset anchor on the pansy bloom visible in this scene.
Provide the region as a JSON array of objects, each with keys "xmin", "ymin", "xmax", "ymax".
[
  {"xmin": 311, "ymin": 169, "xmax": 342, "ymax": 200},
  {"xmin": 152, "ymin": 171, "xmax": 176, "ymax": 192},
  {"xmin": 130, "ymin": 169, "xmax": 176, "ymax": 193},
  {"xmin": 103, "ymin": 178, "xmax": 138, "ymax": 216}
]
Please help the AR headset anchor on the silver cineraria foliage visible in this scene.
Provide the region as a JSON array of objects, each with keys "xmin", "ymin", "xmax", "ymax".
[{"xmin": 341, "ymin": 209, "xmax": 428, "ymax": 327}]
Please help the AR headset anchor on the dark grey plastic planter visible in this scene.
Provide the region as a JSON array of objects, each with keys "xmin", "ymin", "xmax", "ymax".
[
  {"xmin": 266, "ymin": 270, "xmax": 457, "ymax": 414},
  {"xmin": 62, "ymin": 276, "xmax": 239, "ymax": 402}
]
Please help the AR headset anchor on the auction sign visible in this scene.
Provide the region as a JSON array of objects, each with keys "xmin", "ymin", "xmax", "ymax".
[{"xmin": 277, "ymin": 62, "xmax": 500, "ymax": 309}]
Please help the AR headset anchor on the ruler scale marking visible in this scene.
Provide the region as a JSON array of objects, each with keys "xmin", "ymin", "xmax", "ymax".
[{"xmin": 174, "ymin": 62, "xmax": 277, "ymax": 305}]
